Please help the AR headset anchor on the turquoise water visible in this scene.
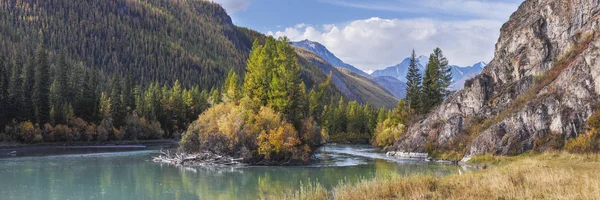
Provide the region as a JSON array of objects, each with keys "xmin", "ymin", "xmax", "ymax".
[{"xmin": 0, "ymin": 145, "xmax": 466, "ymax": 200}]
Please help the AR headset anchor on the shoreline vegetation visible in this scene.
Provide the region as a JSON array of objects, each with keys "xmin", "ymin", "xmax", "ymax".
[
  {"xmin": 0, "ymin": 139, "xmax": 178, "ymax": 149},
  {"xmin": 276, "ymin": 152, "xmax": 600, "ymax": 200}
]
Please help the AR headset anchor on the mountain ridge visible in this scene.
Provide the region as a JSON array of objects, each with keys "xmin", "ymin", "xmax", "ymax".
[{"xmin": 371, "ymin": 56, "xmax": 487, "ymax": 90}]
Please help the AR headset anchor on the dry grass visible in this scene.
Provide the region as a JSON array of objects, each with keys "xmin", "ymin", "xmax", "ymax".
[{"xmin": 276, "ymin": 152, "xmax": 600, "ymax": 200}]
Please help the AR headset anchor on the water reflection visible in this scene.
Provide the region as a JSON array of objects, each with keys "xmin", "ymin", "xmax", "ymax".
[{"xmin": 0, "ymin": 145, "xmax": 467, "ymax": 200}]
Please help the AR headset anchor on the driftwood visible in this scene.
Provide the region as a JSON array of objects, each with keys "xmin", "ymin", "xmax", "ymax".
[{"xmin": 153, "ymin": 150, "xmax": 244, "ymax": 167}]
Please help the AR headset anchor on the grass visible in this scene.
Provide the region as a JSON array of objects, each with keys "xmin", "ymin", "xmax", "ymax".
[{"xmin": 272, "ymin": 152, "xmax": 600, "ymax": 199}]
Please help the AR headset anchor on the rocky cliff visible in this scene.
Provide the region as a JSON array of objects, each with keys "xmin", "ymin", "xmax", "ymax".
[{"xmin": 394, "ymin": 0, "xmax": 600, "ymax": 159}]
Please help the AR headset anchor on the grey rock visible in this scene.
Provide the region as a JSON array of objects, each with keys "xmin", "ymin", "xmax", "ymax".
[{"xmin": 394, "ymin": 0, "xmax": 600, "ymax": 159}]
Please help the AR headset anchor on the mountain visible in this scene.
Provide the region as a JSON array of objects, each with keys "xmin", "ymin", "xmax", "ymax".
[
  {"xmin": 370, "ymin": 76, "xmax": 407, "ymax": 99},
  {"xmin": 291, "ymin": 40, "xmax": 370, "ymax": 77},
  {"xmin": 292, "ymin": 39, "xmax": 406, "ymax": 99},
  {"xmin": 371, "ymin": 56, "xmax": 428, "ymax": 82},
  {"xmin": 0, "ymin": 0, "xmax": 262, "ymax": 89},
  {"xmin": 371, "ymin": 56, "xmax": 487, "ymax": 90},
  {"xmin": 294, "ymin": 47, "xmax": 399, "ymax": 108},
  {"xmin": 393, "ymin": 0, "xmax": 600, "ymax": 158}
]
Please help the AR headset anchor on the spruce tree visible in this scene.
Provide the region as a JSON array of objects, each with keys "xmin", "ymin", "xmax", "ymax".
[
  {"xmin": 55, "ymin": 52, "xmax": 70, "ymax": 104},
  {"xmin": 21, "ymin": 55, "xmax": 36, "ymax": 120},
  {"xmin": 421, "ymin": 48, "xmax": 451, "ymax": 113},
  {"xmin": 80, "ymin": 71, "xmax": 99, "ymax": 122},
  {"xmin": 110, "ymin": 75, "xmax": 125, "ymax": 127},
  {"xmin": 0, "ymin": 59, "xmax": 7, "ymax": 128},
  {"xmin": 434, "ymin": 48, "xmax": 452, "ymax": 97},
  {"xmin": 405, "ymin": 49, "xmax": 422, "ymax": 113},
  {"xmin": 122, "ymin": 70, "xmax": 136, "ymax": 111},
  {"xmin": 8, "ymin": 59, "xmax": 22, "ymax": 120},
  {"xmin": 33, "ymin": 44, "xmax": 51, "ymax": 125}
]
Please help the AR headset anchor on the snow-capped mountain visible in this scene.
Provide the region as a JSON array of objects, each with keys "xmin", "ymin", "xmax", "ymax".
[
  {"xmin": 291, "ymin": 40, "xmax": 370, "ymax": 77},
  {"xmin": 371, "ymin": 56, "xmax": 487, "ymax": 90}
]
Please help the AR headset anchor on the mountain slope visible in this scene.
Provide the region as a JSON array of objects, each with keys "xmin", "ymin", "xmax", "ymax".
[
  {"xmin": 371, "ymin": 76, "xmax": 407, "ymax": 99},
  {"xmin": 294, "ymin": 47, "xmax": 399, "ymax": 108},
  {"xmin": 393, "ymin": 0, "xmax": 600, "ymax": 158},
  {"xmin": 291, "ymin": 40, "xmax": 370, "ymax": 77},
  {"xmin": 0, "ymin": 0, "xmax": 255, "ymax": 89},
  {"xmin": 371, "ymin": 56, "xmax": 487, "ymax": 90}
]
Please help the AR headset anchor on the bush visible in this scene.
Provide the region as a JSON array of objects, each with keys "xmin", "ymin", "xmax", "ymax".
[
  {"xmin": 181, "ymin": 103, "xmax": 250, "ymax": 155},
  {"xmin": 372, "ymin": 119, "xmax": 405, "ymax": 148},
  {"xmin": 18, "ymin": 121, "xmax": 41, "ymax": 143},
  {"xmin": 564, "ymin": 131, "xmax": 599, "ymax": 153},
  {"xmin": 181, "ymin": 103, "xmax": 315, "ymax": 164}
]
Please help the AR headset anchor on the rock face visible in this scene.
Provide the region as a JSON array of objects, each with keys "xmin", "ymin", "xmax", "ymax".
[{"xmin": 394, "ymin": 0, "xmax": 600, "ymax": 158}]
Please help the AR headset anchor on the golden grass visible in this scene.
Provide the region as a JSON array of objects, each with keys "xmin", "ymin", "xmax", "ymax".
[{"xmin": 275, "ymin": 152, "xmax": 600, "ymax": 200}]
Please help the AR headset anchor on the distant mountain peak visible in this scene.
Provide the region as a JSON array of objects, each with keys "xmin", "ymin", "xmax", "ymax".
[
  {"xmin": 371, "ymin": 56, "xmax": 487, "ymax": 90},
  {"xmin": 291, "ymin": 40, "xmax": 369, "ymax": 77}
]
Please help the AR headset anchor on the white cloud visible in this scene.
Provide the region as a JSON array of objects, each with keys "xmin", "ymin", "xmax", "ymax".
[
  {"xmin": 270, "ymin": 17, "xmax": 503, "ymax": 71},
  {"xmin": 322, "ymin": 0, "xmax": 522, "ymax": 21},
  {"xmin": 211, "ymin": 0, "xmax": 252, "ymax": 14}
]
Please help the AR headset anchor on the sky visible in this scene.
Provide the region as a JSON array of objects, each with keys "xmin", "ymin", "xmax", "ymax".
[{"xmin": 212, "ymin": 0, "xmax": 524, "ymax": 73}]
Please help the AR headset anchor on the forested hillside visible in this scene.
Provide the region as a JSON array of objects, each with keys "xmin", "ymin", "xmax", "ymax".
[
  {"xmin": 0, "ymin": 0, "xmax": 256, "ymax": 88},
  {"xmin": 0, "ymin": 0, "xmax": 387, "ymax": 144}
]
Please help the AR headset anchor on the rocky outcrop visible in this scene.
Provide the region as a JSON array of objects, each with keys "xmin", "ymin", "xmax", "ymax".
[{"xmin": 394, "ymin": 0, "xmax": 600, "ymax": 158}]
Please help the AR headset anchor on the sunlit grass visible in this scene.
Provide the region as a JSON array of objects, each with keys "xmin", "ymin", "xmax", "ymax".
[{"xmin": 274, "ymin": 152, "xmax": 600, "ymax": 200}]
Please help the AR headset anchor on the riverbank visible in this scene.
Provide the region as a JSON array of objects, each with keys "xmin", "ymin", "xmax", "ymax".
[
  {"xmin": 0, "ymin": 139, "xmax": 179, "ymax": 150},
  {"xmin": 278, "ymin": 152, "xmax": 600, "ymax": 200}
]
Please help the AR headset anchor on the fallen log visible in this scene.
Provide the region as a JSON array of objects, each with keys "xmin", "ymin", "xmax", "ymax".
[{"xmin": 153, "ymin": 150, "xmax": 245, "ymax": 167}]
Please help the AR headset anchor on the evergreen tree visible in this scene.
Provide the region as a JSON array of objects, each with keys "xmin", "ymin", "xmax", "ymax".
[
  {"xmin": 435, "ymin": 48, "xmax": 452, "ymax": 97},
  {"xmin": 80, "ymin": 71, "xmax": 99, "ymax": 122},
  {"xmin": 269, "ymin": 37, "xmax": 304, "ymax": 125},
  {"xmin": 55, "ymin": 52, "xmax": 71, "ymax": 104},
  {"xmin": 53, "ymin": 52, "xmax": 71, "ymax": 124},
  {"xmin": 7, "ymin": 59, "xmax": 22, "ymax": 120},
  {"xmin": 421, "ymin": 48, "xmax": 451, "ymax": 114},
  {"xmin": 110, "ymin": 75, "xmax": 125, "ymax": 127},
  {"xmin": 33, "ymin": 44, "xmax": 52, "ymax": 125},
  {"xmin": 405, "ymin": 49, "xmax": 422, "ymax": 113},
  {"xmin": 223, "ymin": 70, "xmax": 241, "ymax": 103},
  {"xmin": 21, "ymin": 55, "xmax": 36, "ymax": 120},
  {"xmin": 0, "ymin": 59, "xmax": 8, "ymax": 128},
  {"xmin": 122, "ymin": 70, "xmax": 136, "ymax": 111}
]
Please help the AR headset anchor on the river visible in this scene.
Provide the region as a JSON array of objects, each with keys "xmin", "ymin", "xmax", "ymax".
[{"xmin": 0, "ymin": 144, "xmax": 467, "ymax": 200}]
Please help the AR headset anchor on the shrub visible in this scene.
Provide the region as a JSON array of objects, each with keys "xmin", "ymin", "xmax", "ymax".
[
  {"xmin": 84, "ymin": 124, "xmax": 96, "ymax": 142},
  {"xmin": 53, "ymin": 124, "xmax": 73, "ymax": 142},
  {"xmin": 564, "ymin": 131, "xmax": 599, "ymax": 153},
  {"xmin": 42, "ymin": 123, "xmax": 55, "ymax": 142},
  {"xmin": 181, "ymin": 103, "xmax": 314, "ymax": 163},
  {"xmin": 181, "ymin": 103, "xmax": 250, "ymax": 155},
  {"xmin": 372, "ymin": 119, "xmax": 405, "ymax": 148},
  {"xmin": 18, "ymin": 121, "xmax": 41, "ymax": 143}
]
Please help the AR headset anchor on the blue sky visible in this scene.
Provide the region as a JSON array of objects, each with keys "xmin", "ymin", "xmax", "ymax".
[{"xmin": 214, "ymin": 0, "xmax": 524, "ymax": 73}]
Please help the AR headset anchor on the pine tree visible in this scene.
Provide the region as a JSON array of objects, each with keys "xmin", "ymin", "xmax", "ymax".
[
  {"xmin": 110, "ymin": 75, "xmax": 125, "ymax": 127},
  {"xmin": 80, "ymin": 71, "xmax": 99, "ymax": 122},
  {"xmin": 0, "ymin": 58, "xmax": 8, "ymax": 128},
  {"xmin": 405, "ymin": 49, "xmax": 422, "ymax": 113},
  {"xmin": 21, "ymin": 55, "xmax": 36, "ymax": 120},
  {"xmin": 33, "ymin": 44, "xmax": 52, "ymax": 125},
  {"xmin": 53, "ymin": 52, "xmax": 71, "ymax": 124},
  {"xmin": 421, "ymin": 48, "xmax": 451, "ymax": 113},
  {"xmin": 434, "ymin": 48, "xmax": 452, "ymax": 97},
  {"xmin": 243, "ymin": 38, "xmax": 275, "ymax": 108},
  {"xmin": 55, "ymin": 52, "xmax": 71, "ymax": 104},
  {"xmin": 122, "ymin": 70, "xmax": 136, "ymax": 111},
  {"xmin": 7, "ymin": 59, "xmax": 22, "ymax": 120},
  {"xmin": 223, "ymin": 70, "xmax": 241, "ymax": 103}
]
